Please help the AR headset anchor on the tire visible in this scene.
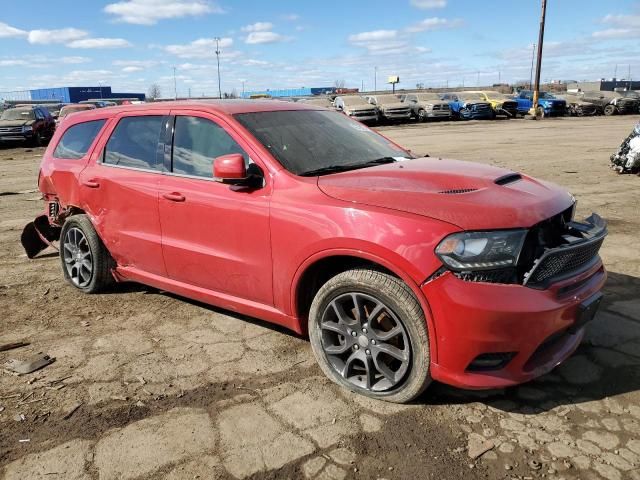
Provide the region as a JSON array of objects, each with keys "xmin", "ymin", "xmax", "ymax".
[
  {"xmin": 60, "ymin": 214, "xmax": 115, "ymax": 293},
  {"xmin": 603, "ymin": 104, "xmax": 616, "ymax": 116},
  {"xmin": 308, "ymin": 268, "xmax": 431, "ymax": 403},
  {"xmin": 31, "ymin": 131, "xmax": 43, "ymax": 147},
  {"xmin": 417, "ymin": 109, "xmax": 428, "ymax": 122}
]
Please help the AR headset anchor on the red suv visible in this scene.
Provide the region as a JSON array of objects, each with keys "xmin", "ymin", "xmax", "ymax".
[{"xmin": 26, "ymin": 101, "xmax": 607, "ymax": 403}]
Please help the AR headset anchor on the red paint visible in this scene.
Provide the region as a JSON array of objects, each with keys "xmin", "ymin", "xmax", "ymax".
[
  {"xmin": 214, "ymin": 153, "xmax": 246, "ymax": 179},
  {"xmin": 38, "ymin": 100, "xmax": 606, "ymax": 390}
]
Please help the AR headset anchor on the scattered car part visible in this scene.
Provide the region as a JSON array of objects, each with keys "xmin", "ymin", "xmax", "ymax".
[
  {"xmin": 4, "ymin": 354, "xmax": 55, "ymax": 374},
  {"xmin": 0, "ymin": 342, "xmax": 30, "ymax": 352},
  {"xmin": 610, "ymin": 122, "xmax": 640, "ymax": 174},
  {"xmin": 21, "ymin": 214, "xmax": 61, "ymax": 259}
]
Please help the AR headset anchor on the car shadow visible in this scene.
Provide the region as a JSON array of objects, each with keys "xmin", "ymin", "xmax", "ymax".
[{"xmin": 418, "ymin": 270, "xmax": 640, "ymax": 413}]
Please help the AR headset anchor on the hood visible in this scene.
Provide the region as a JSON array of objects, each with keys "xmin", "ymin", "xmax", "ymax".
[
  {"xmin": 0, "ymin": 119, "xmax": 34, "ymax": 127},
  {"xmin": 418, "ymin": 100, "xmax": 449, "ymax": 107},
  {"xmin": 317, "ymin": 158, "xmax": 573, "ymax": 230},
  {"xmin": 462, "ymin": 101, "xmax": 491, "ymax": 108},
  {"xmin": 540, "ymin": 98, "xmax": 566, "ymax": 106},
  {"xmin": 378, "ymin": 102, "xmax": 408, "ymax": 110},
  {"xmin": 346, "ymin": 105, "xmax": 376, "ymax": 112}
]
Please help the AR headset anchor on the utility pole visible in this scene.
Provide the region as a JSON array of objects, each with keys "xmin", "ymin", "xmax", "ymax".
[
  {"xmin": 529, "ymin": 43, "xmax": 536, "ymax": 90},
  {"xmin": 214, "ymin": 37, "xmax": 222, "ymax": 99},
  {"xmin": 530, "ymin": 0, "xmax": 547, "ymax": 118},
  {"xmin": 361, "ymin": 80, "xmax": 364, "ymax": 92},
  {"xmin": 241, "ymin": 80, "xmax": 246, "ymax": 98},
  {"xmin": 374, "ymin": 66, "xmax": 378, "ymax": 92},
  {"xmin": 173, "ymin": 67, "xmax": 177, "ymax": 100},
  {"xmin": 614, "ymin": 64, "xmax": 618, "ymax": 80},
  {"xmin": 477, "ymin": 71, "xmax": 480, "ymax": 87}
]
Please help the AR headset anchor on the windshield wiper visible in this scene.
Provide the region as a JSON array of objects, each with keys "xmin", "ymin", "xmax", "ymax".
[{"xmin": 299, "ymin": 157, "xmax": 398, "ymax": 177}]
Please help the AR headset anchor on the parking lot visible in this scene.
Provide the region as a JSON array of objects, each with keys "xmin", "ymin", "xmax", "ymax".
[{"xmin": 1, "ymin": 115, "xmax": 640, "ymax": 480}]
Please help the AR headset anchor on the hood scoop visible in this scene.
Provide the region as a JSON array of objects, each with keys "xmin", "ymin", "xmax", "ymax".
[
  {"xmin": 438, "ymin": 188, "xmax": 478, "ymax": 194},
  {"xmin": 495, "ymin": 173, "xmax": 522, "ymax": 186}
]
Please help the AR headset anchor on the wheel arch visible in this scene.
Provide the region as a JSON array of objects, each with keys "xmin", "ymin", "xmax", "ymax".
[{"xmin": 291, "ymin": 249, "xmax": 439, "ymax": 362}]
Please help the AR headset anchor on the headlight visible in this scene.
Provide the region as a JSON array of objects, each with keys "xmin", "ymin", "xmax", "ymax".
[
  {"xmin": 425, "ymin": 103, "xmax": 434, "ymax": 109},
  {"xmin": 435, "ymin": 230, "xmax": 527, "ymax": 271},
  {"xmin": 22, "ymin": 125, "xmax": 33, "ymax": 132}
]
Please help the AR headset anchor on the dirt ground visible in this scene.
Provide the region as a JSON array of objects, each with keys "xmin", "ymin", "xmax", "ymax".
[{"xmin": 1, "ymin": 115, "xmax": 640, "ymax": 480}]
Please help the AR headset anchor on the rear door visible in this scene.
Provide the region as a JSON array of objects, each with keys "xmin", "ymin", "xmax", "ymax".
[
  {"xmin": 79, "ymin": 110, "xmax": 170, "ymax": 277},
  {"xmin": 158, "ymin": 110, "xmax": 273, "ymax": 305}
]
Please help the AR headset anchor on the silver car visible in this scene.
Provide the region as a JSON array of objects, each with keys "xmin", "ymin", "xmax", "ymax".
[
  {"xmin": 334, "ymin": 96, "xmax": 378, "ymax": 122},
  {"xmin": 365, "ymin": 94, "xmax": 412, "ymax": 122},
  {"xmin": 402, "ymin": 93, "xmax": 451, "ymax": 121}
]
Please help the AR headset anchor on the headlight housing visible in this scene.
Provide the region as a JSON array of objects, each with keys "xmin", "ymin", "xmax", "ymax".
[
  {"xmin": 22, "ymin": 125, "xmax": 33, "ymax": 132},
  {"xmin": 435, "ymin": 230, "xmax": 527, "ymax": 271}
]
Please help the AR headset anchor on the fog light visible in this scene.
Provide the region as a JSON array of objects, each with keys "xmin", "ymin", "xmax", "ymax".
[{"xmin": 466, "ymin": 352, "xmax": 516, "ymax": 372}]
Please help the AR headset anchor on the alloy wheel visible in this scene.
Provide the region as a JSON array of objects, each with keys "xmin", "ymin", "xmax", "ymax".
[
  {"xmin": 319, "ymin": 292, "xmax": 411, "ymax": 392},
  {"xmin": 62, "ymin": 227, "xmax": 93, "ymax": 287}
]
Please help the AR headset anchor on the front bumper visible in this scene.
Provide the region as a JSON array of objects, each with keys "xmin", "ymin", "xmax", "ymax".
[
  {"xmin": 423, "ymin": 260, "xmax": 606, "ymax": 389},
  {"xmin": 383, "ymin": 111, "xmax": 411, "ymax": 120},
  {"xmin": 0, "ymin": 133, "xmax": 32, "ymax": 141}
]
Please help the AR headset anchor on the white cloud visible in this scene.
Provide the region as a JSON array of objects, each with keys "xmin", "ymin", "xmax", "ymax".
[
  {"xmin": 601, "ymin": 14, "xmax": 640, "ymax": 28},
  {"xmin": 349, "ymin": 30, "xmax": 398, "ymax": 43},
  {"xmin": 67, "ymin": 38, "xmax": 132, "ymax": 48},
  {"xmin": 410, "ymin": 0, "xmax": 447, "ymax": 9},
  {"xmin": 122, "ymin": 66, "xmax": 144, "ymax": 73},
  {"xmin": 241, "ymin": 22, "xmax": 273, "ymax": 32},
  {"xmin": 27, "ymin": 28, "xmax": 88, "ymax": 44},
  {"xmin": 61, "ymin": 56, "xmax": 92, "ymax": 64},
  {"xmin": 164, "ymin": 37, "xmax": 233, "ymax": 58},
  {"xmin": 348, "ymin": 30, "xmax": 410, "ymax": 54},
  {"xmin": 405, "ymin": 17, "xmax": 463, "ymax": 33},
  {"xmin": 282, "ymin": 13, "xmax": 300, "ymax": 21},
  {"xmin": 592, "ymin": 28, "xmax": 640, "ymax": 39},
  {"xmin": 593, "ymin": 13, "xmax": 640, "ymax": 39},
  {"xmin": 245, "ymin": 31, "xmax": 289, "ymax": 44},
  {"xmin": 113, "ymin": 59, "xmax": 160, "ymax": 68},
  {"xmin": 0, "ymin": 59, "xmax": 28, "ymax": 67},
  {"xmin": 104, "ymin": 0, "xmax": 222, "ymax": 25},
  {"xmin": 0, "ymin": 21, "xmax": 27, "ymax": 38}
]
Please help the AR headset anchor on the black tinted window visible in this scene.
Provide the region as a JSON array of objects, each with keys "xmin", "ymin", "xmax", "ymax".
[
  {"xmin": 104, "ymin": 116, "xmax": 164, "ymax": 170},
  {"xmin": 54, "ymin": 120, "xmax": 106, "ymax": 160},
  {"xmin": 172, "ymin": 116, "xmax": 248, "ymax": 178}
]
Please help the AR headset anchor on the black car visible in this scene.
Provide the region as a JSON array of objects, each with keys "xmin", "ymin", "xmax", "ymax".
[{"xmin": 0, "ymin": 106, "xmax": 56, "ymax": 146}]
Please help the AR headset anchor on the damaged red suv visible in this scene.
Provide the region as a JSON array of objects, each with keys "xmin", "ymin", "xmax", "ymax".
[{"xmin": 26, "ymin": 101, "xmax": 607, "ymax": 403}]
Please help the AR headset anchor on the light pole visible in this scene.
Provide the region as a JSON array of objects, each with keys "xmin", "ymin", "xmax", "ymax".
[
  {"xmin": 374, "ymin": 66, "xmax": 378, "ymax": 92},
  {"xmin": 529, "ymin": 43, "xmax": 536, "ymax": 90},
  {"xmin": 531, "ymin": 0, "xmax": 547, "ymax": 118},
  {"xmin": 98, "ymin": 81, "xmax": 103, "ymax": 99},
  {"xmin": 214, "ymin": 37, "xmax": 222, "ymax": 99},
  {"xmin": 241, "ymin": 80, "xmax": 246, "ymax": 98},
  {"xmin": 173, "ymin": 67, "xmax": 177, "ymax": 100}
]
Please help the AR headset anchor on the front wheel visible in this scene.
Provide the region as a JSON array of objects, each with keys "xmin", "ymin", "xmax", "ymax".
[
  {"xmin": 308, "ymin": 268, "xmax": 431, "ymax": 403},
  {"xmin": 417, "ymin": 109, "xmax": 428, "ymax": 122},
  {"xmin": 60, "ymin": 215, "xmax": 115, "ymax": 293},
  {"xmin": 603, "ymin": 104, "xmax": 616, "ymax": 116}
]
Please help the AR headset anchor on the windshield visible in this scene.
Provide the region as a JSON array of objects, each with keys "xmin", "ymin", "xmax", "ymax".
[
  {"xmin": 373, "ymin": 94, "xmax": 401, "ymax": 103},
  {"xmin": 416, "ymin": 93, "xmax": 441, "ymax": 101},
  {"xmin": 234, "ymin": 110, "xmax": 410, "ymax": 176},
  {"xmin": 539, "ymin": 92, "xmax": 556, "ymax": 99},
  {"xmin": 457, "ymin": 92, "xmax": 485, "ymax": 101},
  {"xmin": 60, "ymin": 105, "xmax": 92, "ymax": 117},
  {"xmin": 0, "ymin": 109, "xmax": 34, "ymax": 121},
  {"xmin": 341, "ymin": 96, "xmax": 369, "ymax": 106}
]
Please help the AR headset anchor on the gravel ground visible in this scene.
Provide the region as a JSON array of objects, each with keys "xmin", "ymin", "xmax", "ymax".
[{"xmin": 1, "ymin": 114, "xmax": 639, "ymax": 480}]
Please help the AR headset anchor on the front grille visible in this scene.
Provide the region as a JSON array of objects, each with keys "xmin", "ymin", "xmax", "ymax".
[
  {"xmin": 386, "ymin": 108, "xmax": 409, "ymax": 114},
  {"xmin": 524, "ymin": 235, "xmax": 604, "ymax": 286},
  {"xmin": 472, "ymin": 104, "xmax": 492, "ymax": 113},
  {"xmin": 0, "ymin": 126, "xmax": 23, "ymax": 134},
  {"xmin": 432, "ymin": 105, "xmax": 449, "ymax": 112},
  {"xmin": 352, "ymin": 110, "xmax": 376, "ymax": 117}
]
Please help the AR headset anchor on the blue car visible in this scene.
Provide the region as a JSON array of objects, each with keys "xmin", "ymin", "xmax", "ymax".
[
  {"xmin": 513, "ymin": 90, "xmax": 566, "ymax": 117},
  {"xmin": 441, "ymin": 92, "xmax": 494, "ymax": 120}
]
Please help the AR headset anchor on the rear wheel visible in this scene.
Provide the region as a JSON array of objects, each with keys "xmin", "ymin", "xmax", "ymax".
[
  {"xmin": 308, "ymin": 268, "xmax": 431, "ymax": 403},
  {"xmin": 603, "ymin": 104, "xmax": 616, "ymax": 116},
  {"xmin": 418, "ymin": 109, "xmax": 428, "ymax": 122},
  {"xmin": 60, "ymin": 215, "xmax": 115, "ymax": 293}
]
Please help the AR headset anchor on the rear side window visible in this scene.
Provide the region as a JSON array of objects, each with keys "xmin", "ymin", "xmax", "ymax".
[
  {"xmin": 172, "ymin": 116, "xmax": 248, "ymax": 178},
  {"xmin": 104, "ymin": 116, "xmax": 165, "ymax": 171},
  {"xmin": 53, "ymin": 120, "xmax": 106, "ymax": 160}
]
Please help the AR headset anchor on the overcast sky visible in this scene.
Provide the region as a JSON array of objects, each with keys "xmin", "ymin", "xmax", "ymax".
[{"xmin": 1, "ymin": 0, "xmax": 639, "ymax": 97}]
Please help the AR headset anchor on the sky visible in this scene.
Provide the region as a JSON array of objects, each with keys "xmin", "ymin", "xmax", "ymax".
[{"xmin": 1, "ymin": 0, "xmax": 639, "ymax": 98}]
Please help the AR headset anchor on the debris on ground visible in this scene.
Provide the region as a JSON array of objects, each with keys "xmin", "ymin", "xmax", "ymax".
[
  {"xmin": 611, "ymin": 121, "xmax": 640, "ymax": 173},
  {"xmin": 467, "ymin": 435, "xmax": 494, "ymax": 459},
  {"xmin": 3, "ymin": 353, "xmax": 55, "ymax": 374},
  {"xmin": 0, "ymin": 342, "xmax": 29, "ymax": 353},
  {"xmin": 63, "ymin": 402, "xmax": 82, "ymax": 420}
]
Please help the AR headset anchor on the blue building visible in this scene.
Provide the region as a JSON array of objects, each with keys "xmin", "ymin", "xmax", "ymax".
[
  {"xmin": 241, "ymin": 86, "xmax": 335, "ymax": 99},
  {"xmin": 29, "ymin": 86, "xmax": 144, "ymax": 103}
]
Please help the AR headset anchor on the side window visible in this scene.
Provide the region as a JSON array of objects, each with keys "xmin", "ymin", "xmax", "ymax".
[
  {"xmin": 53, "ymin": 120, "xmax": 106, "ymax": 160},
  {"xmin": 34, "ymin": 109, "xmax": 44, "ymax": 120},
  {"xmin": 172, "ymin": 116, "xmax": 249, "ymax": 179},
  {"xmin": 104, "ymin": 116, "xmax": 165, "ymax": 170}
]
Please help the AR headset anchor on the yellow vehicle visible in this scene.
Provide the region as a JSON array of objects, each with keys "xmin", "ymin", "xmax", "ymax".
[
  {"xmin": 465, "ymin": 91, "xmax": 519, "ymax": 118},
  {"xmin": 249, "ymin": 93, "xmax": 272, "ymax": 99}
]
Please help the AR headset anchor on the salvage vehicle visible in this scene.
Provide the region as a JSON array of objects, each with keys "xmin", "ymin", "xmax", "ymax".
[
  {"xmin": 401, "ymin": 93, "xmax": 451, "ymax": 121},
  {"xmin": 579, "ymin": 91, "xmax": 639, "ymax": 116},
  {"xmin": 57, "ymin": 104, "xmax": 97, "ymax": 125},
  {"xmin": 25, "ymin": 101, "xmax": 607, "ymax": 403},
  {"xmin": 334, "ymin": 96, "xmax": 378, "ymax": 123},
  {"xmin": 298, "ymin": 97, "xmax": 336, "ymax": 109},
  {"xmin": 465, "ymin": 91, "xmax": 519, "ymax": 118},
  {"xmin": 557, "ymin": 94, "xmax": 601, "ymax": 117},
  {"xmin": 513, "ymin": 90, "xmax": 567, "ymax": 117},
  {"xmin": 0, "ymin": 105, "xmax": 55, "ymax": 146},
  {"xmin": 442, "ymin": 92, "xmax": 494, "ymax": 120},
  {"xmin": 365, "ymin": 94, "xmax": 411, "ymax": 123},
  {"xmin": 610, "ymin": 121, "xmax": 640, "ymax": 174}
]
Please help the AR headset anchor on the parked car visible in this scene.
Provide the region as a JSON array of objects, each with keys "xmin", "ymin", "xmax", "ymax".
[
  {"xmin": 401, "ymin": 93, "xmax": 451, "ymax": 121},
  {"xmin": 557, "ymin": 94, "xmax": 602, "ymax": 117},
  {"xmin": 513, "ymin": 90, "xmax": 567, "ymax": 117},
  {"xmin": 334, "ymin": 96, "xmax": 378, "ymax": 122},
  {"xmin": 298, "ymin": 97, "xmax": 336, "ymax": 109},
  {"xmin": 40, "ymin": 103, "xmax": 65, "ymax": 119},
  {"xmin": 619, "ymin": 91, "xmax": 640, "ymax": 113},
  {"xmin": 442, "ymin": 92, "xmax": 494, "ymax": 120},
  {"xmin": 57, "ymin": 104, "xmax": 97, "ymax": 125},
  {"xmin": 0, "ymin": 105, "xmax": 55, "ymax": 146},
  {"xmin": 578, "ymin": 91, "xmax": 639, "ymax": 116},
  {"xmin": 365, "ymin": 94, "xmax": 411, "ymax": 123},
  {"xmin": 26, "ymin": 100, "xmax": 607, "ymax": 403},
  {"xmin": 466, "ymin": 91, "xmax": 519, "ymax": 118},
  {"xmin": 79, "ymin": 100, "xmax": 117, "ymax": 108}
]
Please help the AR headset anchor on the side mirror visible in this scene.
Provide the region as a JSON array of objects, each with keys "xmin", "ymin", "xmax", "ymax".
[{"xmin": 213, "ymin": 154, "xmax": 247, "ymax": 184}]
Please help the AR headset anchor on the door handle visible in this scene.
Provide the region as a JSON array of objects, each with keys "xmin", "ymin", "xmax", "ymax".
[
  {"xmin": 82, "ymin": 179, "xmax": 100, "ymax": 188},
  {"xmin": 163, "ymin": 192, "xmax": 186, "ymax": 202}
]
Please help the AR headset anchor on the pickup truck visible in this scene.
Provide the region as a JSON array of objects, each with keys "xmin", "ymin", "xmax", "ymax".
[
  {"xmin": 441, "ymin": 92, "xmax": 493, "ymax": 120},
  {"xmin": 513, "ymin": 90, "xmax": 566, "ymax": 117}
]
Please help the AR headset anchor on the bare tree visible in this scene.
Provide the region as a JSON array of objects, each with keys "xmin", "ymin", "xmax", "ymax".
[
  {"xmin": 147, "ymin": 83, "xmax": 161, "ymax": 101},
  {"xmin": 334, "ymin": 79, "xmax": 346, "ymax": 89}
]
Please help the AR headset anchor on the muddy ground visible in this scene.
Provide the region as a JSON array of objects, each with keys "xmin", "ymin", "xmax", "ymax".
[{"xmin": 1, "ymin": 115, "xmax": 639, "ymax": 480}]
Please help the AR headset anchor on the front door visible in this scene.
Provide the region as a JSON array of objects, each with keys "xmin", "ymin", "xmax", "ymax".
[{"xmin": 158, "ymin": 111, "xmax": 273, "ymax": 306}]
